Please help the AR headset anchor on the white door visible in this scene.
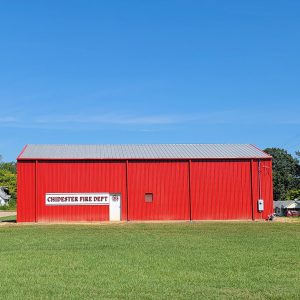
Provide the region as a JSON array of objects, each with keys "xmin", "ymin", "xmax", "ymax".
[{"xmin": 109, "ymin": 194, "xmax": 121, "ymax": 221}]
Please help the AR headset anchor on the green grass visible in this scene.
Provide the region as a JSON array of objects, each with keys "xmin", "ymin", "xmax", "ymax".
[
  {"xmin": 0, "ymin": 222, "xmax": 299, "ymax": 299},
  {"xmin": 0, "ymin": 199, "xmax": 16, "ymax": 211},
  {"xmin": 0, "ymin": 214, "xmax": 16, "ymax": 222}
]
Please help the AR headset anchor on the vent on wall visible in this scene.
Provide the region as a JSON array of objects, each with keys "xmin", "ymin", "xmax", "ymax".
[{"xmin": 145, "ymin": 193, "xmax": 153, "ymax": 203}]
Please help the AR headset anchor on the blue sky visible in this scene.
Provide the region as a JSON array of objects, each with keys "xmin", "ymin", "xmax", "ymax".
[{"xmin": 0, "ymin": 1, "xmax": 299, "ymax": 161}]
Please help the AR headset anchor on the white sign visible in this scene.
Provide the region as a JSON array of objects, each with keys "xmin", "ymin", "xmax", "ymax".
[{"xmin": 45, "ymin": 193, "xmax": 110, "ymax": 206}]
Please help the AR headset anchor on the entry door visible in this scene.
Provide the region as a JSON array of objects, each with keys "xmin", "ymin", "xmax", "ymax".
[{"xmin": 109, "ymin": 194, "xmax": 121, "ymax": 221}]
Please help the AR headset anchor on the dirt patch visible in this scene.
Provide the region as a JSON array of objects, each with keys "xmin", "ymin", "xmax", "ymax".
[
  {"xmin": 273, "ymin": 217, "xmax": 300, "ymax": 223},
  {"xmin": 0, "ymin": 211, "xmax": 16, "ymax": 218}
]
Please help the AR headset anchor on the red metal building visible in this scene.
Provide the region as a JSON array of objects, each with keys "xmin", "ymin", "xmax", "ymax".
[{"xmin": 17, "ymin": 144, "xmax": 273, "ymax": 222}]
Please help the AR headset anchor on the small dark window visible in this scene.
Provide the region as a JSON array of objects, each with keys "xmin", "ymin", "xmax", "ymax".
[{"xmin": 145, "ymin": 193, "xmax": 153, "ymax": 203}]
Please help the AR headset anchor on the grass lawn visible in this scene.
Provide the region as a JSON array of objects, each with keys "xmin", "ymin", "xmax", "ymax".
[
  {"xmin": 0, "ymin": 222, "xmax": 299, "ymax": 299},
  {"xmin": 0, "ymin": 215, "xmax": 16, "ymax": 222}
]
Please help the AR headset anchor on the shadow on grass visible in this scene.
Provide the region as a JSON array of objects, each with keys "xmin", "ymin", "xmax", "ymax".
[
  {"xmin": 0, "ymin": 216, "xmax": 17, "ymax": 223},
  {"xmin": 1, "ymin": 219, "xmax": 16, "ymax": 223}
]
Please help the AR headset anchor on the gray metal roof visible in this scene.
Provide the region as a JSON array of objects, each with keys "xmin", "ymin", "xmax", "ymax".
[{"xmin": 18, "ymin": 144, "xmax": 271, "ymax": 159}]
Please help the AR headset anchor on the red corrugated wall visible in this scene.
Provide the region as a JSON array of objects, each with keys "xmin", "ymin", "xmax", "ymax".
[
  {"xmin": 35, "ymin": 160, "xmax": 126, "ymax": 222},
  {"xmin": 251, "ymin": 159, "xmax": 273, "ymax": 220},
  {"xmin": 17, "ymin": 158, "xmax": 273, "ymax": 222},
  {"xmin": 127, "ymin": 161, "xmax": 189, "ymax": 220},
  {"xmin": 17, "ymin": 161, "xmax": 36, "ymax": 222},
  {"xmin": 190, "ymin": 159, "xmax": 273, "ymax": 220},
  {"xmin": 190, "ymin": 160, "xmax": 253, "ymax": 220}
]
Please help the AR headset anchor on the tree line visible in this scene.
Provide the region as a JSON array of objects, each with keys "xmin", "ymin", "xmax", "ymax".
[
  {"xmin": 264, "ymin": 148, "xmax": 300, "ymax": 201},
  {"xmin": 0, "ymin": 148, "xmax": 299, "ymax": 205}
]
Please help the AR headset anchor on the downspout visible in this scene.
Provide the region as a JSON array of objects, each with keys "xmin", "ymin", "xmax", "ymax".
[{"xmin": 258, "ymin": 159, "xmax": 262, "ymax": 200}]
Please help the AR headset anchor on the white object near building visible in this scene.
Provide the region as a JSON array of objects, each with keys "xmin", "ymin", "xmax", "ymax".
[
  {"xmin": 0, "ymin": 187, "xmax": 11, "ymax": 206},
  {"xmin": 109, "ymin": 194, "xmax": 121, "ymax": 221},
  {"xmin": 258, "ymin": 199, "xmax": 264, "ymax": 212}
]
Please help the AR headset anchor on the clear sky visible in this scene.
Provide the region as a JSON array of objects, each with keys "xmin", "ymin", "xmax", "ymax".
[{"xmin": 0, "ymin": 1, "xmax": 299, "ymax": 161}]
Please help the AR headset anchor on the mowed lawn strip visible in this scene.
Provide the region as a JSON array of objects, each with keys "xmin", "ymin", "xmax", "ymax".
[
  {"xmin": 0, "ymin": 222, "xmax": 299, "ymax": 299},
  {"xmin": 0, "ymin": 215, "xmax": 16, "ymax": 222}
]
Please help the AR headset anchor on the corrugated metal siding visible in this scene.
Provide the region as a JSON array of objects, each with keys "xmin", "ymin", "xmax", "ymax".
[
  {"xmin": 190, "ymin": 160, "xmax": 253, "ymax": 220},
  {"xmin": 252, "ymin": 160, "xmax": 273, "ymax": 220},
  {"xmin": 17, "ymin": 158, "xmax": 273, "ymax": 222},
  {"xmin": 36, "ymin": 160, "xmax": 127, "ymax": 222},
  {"xmin": 127, "ymin": 161, "xmax": 189, "ymax": 220},
  {"xmin": 19, "ymin": 144, "xmax": 270, "ymax": 159},
  {"xmin": 17, "ymin": 161, "xmax": 36, "ymax": 222},
  {"xmin": 260, "ymin": 160, "xmax": 273, "ymax": 218}
]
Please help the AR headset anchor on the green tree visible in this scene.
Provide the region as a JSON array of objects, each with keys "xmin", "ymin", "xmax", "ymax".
[
  {"xmin": 287, "ymin": 151, "xmax": 300, "ymax": 200},
  {"xmin": 264, "ymin": 148, "xmax": 300, "ymax": 200},
  {"xmin": 286, "ymin": 189, "xmax": 300, "ymax": 200},
  {"xmin": 0, "ymin": 161, "xmax": 16, "ymax": 174}
]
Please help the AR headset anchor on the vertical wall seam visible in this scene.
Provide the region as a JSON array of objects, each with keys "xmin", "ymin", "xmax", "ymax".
[
  {"xmin": 126, "ymin": 160, "xmax": 129, "ymax": 221},
  {"xmin": 188, "ymin": 160, "xmax": 192, "ymax": 221},
  {"xmin": 250, "ymin": 159, "xmax": 255, "ymax": 221},
  {"xmin": 35, "ymin": 160, "xmax": 38, "ymax": 223}
]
